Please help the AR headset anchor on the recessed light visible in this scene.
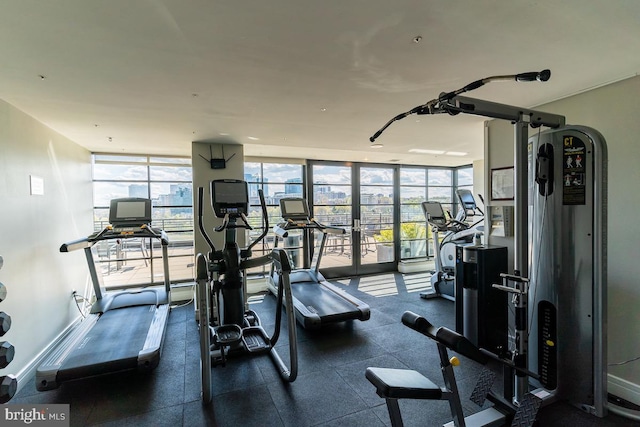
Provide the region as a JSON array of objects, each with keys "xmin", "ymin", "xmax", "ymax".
[
  {"xmin": 247, "ymin": 136, "xmax": 260, "ymax": 141},
  {"xmin": 370, "ymin": 141, "xmax": 384, "ymax": 149},
  {"xmin": 413, "ymin": 36, "xmax": 422, "ymax": 43},
  {"xmin": 408, "ymin": 148, "xmax": 445, "ymax": 155},
  {"xmin": 445, "ymin": 151, "xmax": 467, "ymax": 156},
  {"xmin": 219, "ymin": 132, "xmax": 229, "ymax": 136},
  {"xmin": 320, "ymin": 107, "xmax": 327, "ymax": 112}
]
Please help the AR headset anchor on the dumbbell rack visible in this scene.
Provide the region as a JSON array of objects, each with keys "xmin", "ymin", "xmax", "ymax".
[{"xmin": 0, "ymin": 254, "xmax": 18, "ymax": 403}]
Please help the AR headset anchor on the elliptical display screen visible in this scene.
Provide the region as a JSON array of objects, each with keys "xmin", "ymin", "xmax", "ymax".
[
  {"xmin": 421, "ymin": 201, "xmax": 446, "ymax": 226},
  {"xmin": 211, "ymin": 180, "xmax": 248, "ymax": 217},
  {"xmin": 457, "ymin": 189, "xmax": 476, "ymax": 210}
]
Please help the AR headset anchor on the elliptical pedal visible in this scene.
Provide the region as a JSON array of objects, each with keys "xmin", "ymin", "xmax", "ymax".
[
  {"xmin": 242, "ymin": 326, "xmax": 270, "ymax": 353},
  {"xmin": 215, "ymin": 324, "xmax": 242, "ymax": 344}
]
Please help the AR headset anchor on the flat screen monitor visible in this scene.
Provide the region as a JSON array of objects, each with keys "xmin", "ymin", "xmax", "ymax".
[
  {"xmin": 280, "ymin": 198, "xmax": 310, "ymax": 220},
  {"xmin": 211, "ymin": 179, "xmax": 248, "ymax": 217},
  {"xmin": 109, "ymin": 198, "xmax": 152, "ymax": 225},
  {"xmin": 421, "ymin": 201, "xmax": 446, "ymax": 224},
  {"xmin": 457, "ymin": 189, "xmax": 476, "ymax": 210}
]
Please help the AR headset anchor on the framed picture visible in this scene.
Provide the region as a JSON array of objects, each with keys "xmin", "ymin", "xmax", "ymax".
[{"xmin": 491, "ymin": 167, "xmax": 514, "ymax": 200}]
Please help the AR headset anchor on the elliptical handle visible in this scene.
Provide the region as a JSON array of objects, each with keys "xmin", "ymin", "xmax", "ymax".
[
  {"xmin": 247, "ymin": 188, "xmax": 269, "ymax": 252},
  {"xmin": 198, "ymin": 186, "xmax": 216, "ymax": 253}
]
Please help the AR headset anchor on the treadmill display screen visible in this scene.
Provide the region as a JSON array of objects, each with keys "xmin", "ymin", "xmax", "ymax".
[
  {"xmin": 117, "ymin": 201, "xmax": 146, "ymax": 218},
  {"xmin": 109, "ymin": 198, "xmax": 152, "ymax": 225},
  {"xmin": 281, "ymin": 199, "xmax": 309, "ymax": 218}
]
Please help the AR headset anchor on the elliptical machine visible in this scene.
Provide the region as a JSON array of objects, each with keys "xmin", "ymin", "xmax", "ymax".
[
  {"xmin": 420, "ymin": 189, "xmax": 484, "ymax": 301},
  {"xmin": 195, "ymin": 179, "xmax": 298, "ymax": 403}
]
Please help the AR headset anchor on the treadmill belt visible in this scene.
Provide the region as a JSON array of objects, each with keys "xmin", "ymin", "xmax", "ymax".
[
  {"xmin": 59, "ymin": 305, "xmax": 156, "ymax": 378},
  {"xmin": 291, "ymin": 282, "xmax": 359, "ymax": 317}
]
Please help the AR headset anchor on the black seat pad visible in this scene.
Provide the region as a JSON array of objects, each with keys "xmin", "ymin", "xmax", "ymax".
[{"xmin": 366, "ymin": 367, "xmax": 442, "ymax": 400}]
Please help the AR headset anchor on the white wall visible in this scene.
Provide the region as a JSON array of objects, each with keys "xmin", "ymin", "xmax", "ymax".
[
  {"xmin": 485, "ymin": 75, "xmax": 640, "ymax": 402},
  {"xmin": 0, "ymin": 99, "xmax": 92, "ymax": 391},
  {"xmin": 191, "ymin": 141, "xmax": 245, "ymax": 258}
]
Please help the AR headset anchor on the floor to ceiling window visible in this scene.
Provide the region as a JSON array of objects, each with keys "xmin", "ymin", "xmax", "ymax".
[
  {"xmin": 91, "ymin": 154, "xmax": 473, "ymax": 285},
  {"xmin": 243, "ymin": 161, "xmax": 305, "ymax": 274},
  {"xmin": 92, "ymin": 154, "xmax": 193, "ymax": 288},
  {"xmin": 399, "ymin": 167, "xmax": 428, "ymax": 259},
  {"xmin": 398, "ymin": 166, "xmax": 463, "ymax": 260}
]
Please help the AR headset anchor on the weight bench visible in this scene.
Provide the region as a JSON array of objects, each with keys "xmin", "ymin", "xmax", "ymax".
[
  {"xmin": 365, "ymin": 313, "xmax": 486, "ymax": 426},
  {"xmin": 366, "ymin": 311, "xmax": 483, "ymax": 426},
  {"xmin": 365, "ymin": 367, "xmax": 448, "ymax": 426},
  {"xmin": 366, "ymin": 311, "xmax": 542, "ymax": 427}
]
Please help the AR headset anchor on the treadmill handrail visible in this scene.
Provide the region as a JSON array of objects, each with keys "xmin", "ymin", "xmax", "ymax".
[
  {"xmin": 275, "ymin": 218, "xmax": 346, "ymax": 235},
  {"xmin": 60, "ymin": 225, "xmax": 169, "ymax": 253},
  {"xmin": 322, "ymin": 224, "xmax": 346, "ymax": 235},
  {"xmin": 273, "ymin": 224, "xmax": 289, "ymax": 239},
  {"xmin": 60, "ymin": 237, "xmax": 92, "ymax": 252}
]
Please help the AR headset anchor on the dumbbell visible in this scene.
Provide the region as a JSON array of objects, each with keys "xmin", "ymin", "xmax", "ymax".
[
  {"xmin": 0, "ymin": 255, "xmax": 3, "ymax": 270},
  {"xmin": 0, "ymin": 374, "xmax": 17, "ymax": 404},
  {"xmin": 0, "ymin": 282, "xmax": 6, "ymax": 303},
  {"xmin": 0, "ymin": 341, "xmax": 13, "ymax": 369},
  {"xmin": 0, "ymin": 312, "xmax": 10, "ymax": 336}
]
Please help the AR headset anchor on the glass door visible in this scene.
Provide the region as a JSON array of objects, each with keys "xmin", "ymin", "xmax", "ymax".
[
  {"xmin": 308, "ymin": 163, "xmax": 353, "ymax": 277},
  {"xmin": 357, "ymin": 165, "xmax": 396, "ymax": 275},
  {"xmin": 309, "ymin": 161, "xmax": 398, "ymax": 278}
]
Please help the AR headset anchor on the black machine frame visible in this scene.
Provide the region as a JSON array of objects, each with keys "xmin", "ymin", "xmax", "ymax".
[{"xmin": 196, "ymin": 179, "xmax": 299, "ymax": 403}]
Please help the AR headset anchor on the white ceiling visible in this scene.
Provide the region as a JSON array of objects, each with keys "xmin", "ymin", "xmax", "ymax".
[{"xmin": 1, "ymin": 1, "xmax": 639, "ymax": 167}]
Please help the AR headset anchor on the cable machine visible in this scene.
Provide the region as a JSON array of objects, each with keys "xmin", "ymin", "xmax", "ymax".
[{"xmin": 367, "ymin": 69, "xmax": 607, "ymax": 425}]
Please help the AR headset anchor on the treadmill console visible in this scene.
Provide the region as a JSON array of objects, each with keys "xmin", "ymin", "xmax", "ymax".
[
  {"xmin": 109, "ymin": 198, "xmax": 152, "ymax": 229},
  {"xmin": 211, "ymin": 179, "xmax": 249, "ymax": 218},
  {"xmin": 280, "ymin": 198, "xmax": 311, "ymax": 223}
]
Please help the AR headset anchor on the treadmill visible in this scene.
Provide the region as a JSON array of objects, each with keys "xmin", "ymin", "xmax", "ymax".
[
  {"xmin": 36, "ymin": 198, "xmax": 171, "ymax": 391},
  {"xmin": 269, "ymin": 197, "xmax": 370, "ymax": 329}
]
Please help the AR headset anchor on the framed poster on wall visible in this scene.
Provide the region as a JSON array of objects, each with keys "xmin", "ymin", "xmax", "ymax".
[{"xmin": 491, "ymin": 167, "xmax": 514, "ymax": 200}]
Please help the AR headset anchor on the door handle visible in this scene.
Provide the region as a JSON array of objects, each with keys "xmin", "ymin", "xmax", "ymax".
[{"xmin": 353, "ymin": 219, "xmax": 361, "ymax": 232}]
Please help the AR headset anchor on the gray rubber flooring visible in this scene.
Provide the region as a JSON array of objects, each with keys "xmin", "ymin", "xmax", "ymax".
[{"xmin": 14, "ymin": 273, "xmax": 639, "ymax": 426}]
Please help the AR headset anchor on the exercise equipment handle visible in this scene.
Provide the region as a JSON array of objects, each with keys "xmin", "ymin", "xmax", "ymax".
[
  {"xmin": 273, "ymin": 224, "xmax": 289, "ymax": 239},
  {"xmin": 370, "ymin": 69, "xmax": 551, "ymax": 142},
  {"xmin": 60, "ymin": 237, "xmax": 91, "ymax": 252},
  {"xmin": 479, "ymin": 348, "xmax": 541, "ymax": 380},
  {"xmin": 197, "ymin": 186, "xmax": 216, "ymax": 253},
  {"xmin": 401, "ymin": 311, "xmax": 488, "ymax": 365},
  {"xmin": 247, "ymin": 189, "xmax": 269, "ymax": 252}
]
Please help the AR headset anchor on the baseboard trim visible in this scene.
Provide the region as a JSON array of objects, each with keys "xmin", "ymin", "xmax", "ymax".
[
  {"xmin": 170, "ymin": 282, "xmax": 196, "ymax": 303},
  {"xmin": 398, "ymin": 259, "xmax": 432, "ymax": 274},
  {"xmin": 608, "ymin": 373, "xmax": 640, "ymax": 420},
  {"xmin": 609, "ymin": 373, "xmax": 640, "ymax": 405}
]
